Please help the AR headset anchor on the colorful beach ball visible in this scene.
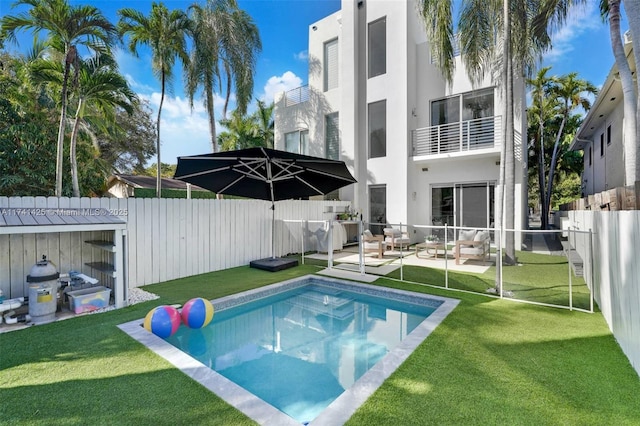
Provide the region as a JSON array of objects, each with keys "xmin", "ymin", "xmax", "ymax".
[
  {"xmin": 144, "ymin": 305, "xmax": 181, "ymax": 338},
  {"xmin": 181, "ymin": 297, "xmax": 215, "ymax": 329}
]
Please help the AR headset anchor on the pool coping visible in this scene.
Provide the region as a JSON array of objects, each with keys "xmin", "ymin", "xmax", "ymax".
[{"xmin": 118, "ymin": 274, "xmax": 459, "ymax": 426}]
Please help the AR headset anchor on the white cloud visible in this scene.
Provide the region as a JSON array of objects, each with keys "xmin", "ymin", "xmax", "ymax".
[
  {"xmin": 294, "ymin": 50, "xmax": 309, "ymax": 61},
  {"xmin": 544, "ymin": 3, "xmax": 601, "ymax": 61},
  {"xmin": 261, "ymin": 71, "xmax": 303, "ymax": 103},
  {"xmin": 141, "ymin": 92, "xmax": 223, "ymax": 161}
]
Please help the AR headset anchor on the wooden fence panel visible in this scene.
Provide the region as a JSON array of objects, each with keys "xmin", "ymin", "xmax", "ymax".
[{"xmin": 0, "ymin": 197, "xmax": 350, "ymax": 298}]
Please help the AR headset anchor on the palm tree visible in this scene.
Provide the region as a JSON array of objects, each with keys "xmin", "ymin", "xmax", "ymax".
[
  {"xmin": 187, "ymin": 0, "xmax": 261, "ymax": 152},
  {"xmin": 600, "ymin": 1, "xmax": 637, "ymax": 185},
  {"xmin": 118, "ymin": 3, "xmax": 190, "ymax": 197},
  {"xmin": 253, "ymin": 99, "xmax": 274, "ymax": 148},
  {"xmin": 218, "ymin": 109, "xmax": 261, "ymax": 151},
  {"xmin": 527, "ymin": 67, "xmax": 559, "ymax": 229},
  {"xmin": 544, "ymin": 73, "xmax": 597, "ymax": 214},
  {"xmin": 418, "ymin": 0, "xmax": 550, "ymax": 264},
  {"xmin": 67, "ymin": 54, "xmax": 137, "ymax": 196},
  {"xmin": 1, "ymin": 0, "xmax": 118, "ymax": 197}
]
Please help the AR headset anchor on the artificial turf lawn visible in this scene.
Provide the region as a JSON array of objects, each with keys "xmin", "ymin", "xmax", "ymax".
[{"xmin": 1, "ymin": 263, "xmax": 638, "ymax": 425}]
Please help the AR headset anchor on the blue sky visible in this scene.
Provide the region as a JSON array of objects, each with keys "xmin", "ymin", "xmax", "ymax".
[{"xmin": 0, "ymin": 0, "xmax": 620, "ymax": 166}]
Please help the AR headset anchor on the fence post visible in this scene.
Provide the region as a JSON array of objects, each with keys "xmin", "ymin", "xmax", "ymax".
[
  {"xmin": 399, "ymin": 222, "xmax": 404, "ymax": 282},
  {"xmin": 359, "ymin": 220, "xmax": 365, "ymax": 275},
  {"xmin": 568, "ymin": 227, "xmax": 573, "ymax": 311},
  {"xmin": 328, "ymin": 219, "xmax": 333, "ymax": 270},
  {"xmin": 301, "ymin": 220, "xmax": 305, "ymax": 265},
  {"xmin": 589, "ymin": 228, "xmax": 594, "ymax": 313},
  {"xmin": 444, "ymin": 223, "xmax": 449, "ymax": 289}
]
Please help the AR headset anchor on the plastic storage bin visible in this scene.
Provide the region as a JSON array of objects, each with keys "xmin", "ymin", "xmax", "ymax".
[{"xmin": 67, "ymin": 286, "xmax": 111, "ymax": 314}]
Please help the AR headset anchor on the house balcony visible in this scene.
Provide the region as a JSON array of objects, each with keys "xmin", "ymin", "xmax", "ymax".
[
  {"xmin": 411, "ymin": 115, "xmax": 502, "ymax": 160},
  {"xmin": 284, "ymin": 85, "xmax": 309, "ymax": 107}
]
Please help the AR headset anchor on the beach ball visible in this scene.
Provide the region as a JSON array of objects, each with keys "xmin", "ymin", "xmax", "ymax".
[
  {"xmin": 181, "ymin": 297, "xmax": 214, "ymax": 329},
  {"xmin": 144, "ymin": 305, "xmax": 181, "ymax": 338}
]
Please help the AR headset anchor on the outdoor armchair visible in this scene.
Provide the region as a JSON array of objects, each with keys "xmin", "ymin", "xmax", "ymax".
[
  {"xmin": 453, "ymin": 229, "xmax": 491, "ymax": 265},
  {"xmin": 362, "ymin": 229, "xmax": 385, "ymax": 258}
]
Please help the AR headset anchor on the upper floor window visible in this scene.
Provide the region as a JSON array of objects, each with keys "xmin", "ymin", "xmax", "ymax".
[
  {"xmin": 600, "ymin": 133, "xmax": 605, "ymax": 157},
  {"xmin": 369, "ymin": 100, "xmax": 386, "ymax": 158},
  {"xmin": 431, "ymin": 88, "xmax": 494, "ymax": 126},
  {"xmin": 285, "ymin": 130, "xmax": 308, "ymax": 155},
  {"xmin": 607, "ymin": 125, "xmax": 611, "ymax": 145},
  {"xmin": 368, "ymin": 17, "xmax": 386, "ymax": 78},
  {"xmin": 325, "ymin": 112, "xmax": 340, "ymax": 160},
  {"xmin": 324, "ymin": 38, "xmax": 339, "ymax": 91}
]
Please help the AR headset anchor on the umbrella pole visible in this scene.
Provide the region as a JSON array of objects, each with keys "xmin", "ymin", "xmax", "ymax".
[{"xmin": 271, "ymin": 202, "xmax": 275, "ymax": 259}]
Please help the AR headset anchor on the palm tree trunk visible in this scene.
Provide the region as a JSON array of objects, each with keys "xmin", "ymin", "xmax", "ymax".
[
  {"xmin": 55, "ymin": 47, "xmax": 74, "ymax": 197},
  {"xmin": 70, "ymin": 99, "xmax": 83, "ymax": 197},
  {"xmin": 504, "ymin": 0, "xmax": 516, "ymax": 265},
  {"xmin": 537, "ymin": 133, "xmax": 547, "ymax": 229},
  {"xmin": 537, "ymin": 89, "xmax": 547, "ymax": 229},
  {"xmin": 544, "ymin": 113, "xmax": 567, "ymax": 218},
  {"xmin": 620, "ymin": 0, "xmax": 640, "ymax": 182},
  {"xmin": 157, "ymin": 72, "xmax": 165, "ymax": 198},
  {"xmin": 206, "ymin": 79, "xmax": 217, "ymax": 152}
]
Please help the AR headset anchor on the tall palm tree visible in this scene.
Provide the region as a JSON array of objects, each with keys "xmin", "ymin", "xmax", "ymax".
[
  {"xmin": 67, "ymin": 54, "xmax": 137, "ymax": 196},
  {"xmin": 418, "ymin": 0, "xmax": 550, "ymax": 264},
  {"xmin": 118, "ymin": 3, "xmax": 190, "ymax": 197},
  {"xmin": 1, "ymin": 0, "xmax": 118, "ymax": 197},
  {"xmin": 544, "ymin": 73, "xmax": 597, "ymax": 214},
  {"xmin": 527, "ymin": 66, "xmax": 559, "ymax": 229},
  {"xmin": 187, "ymin": 0, "xmax": 261, "ymax": 152},
  {"xmin": 600, "ymin": 1, "xmax": 638, "ymax": 185}
]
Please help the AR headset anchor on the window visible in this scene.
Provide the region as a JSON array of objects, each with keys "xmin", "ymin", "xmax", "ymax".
[
  {"xmin": 607, "ymin": 125, "xmax": 611, "ymax": 145},
  {"xmin": 324, "ymin": 38, "xmax": 338, "ymax": 91},
  {"xmin": 284, "ymin": 130, "xmax": 308, "ymax": 155},
  {"xmin": 589, "ymin": 146, "xmax": 592, "ymax": 166},
  {"xmin": 600, "ymin": 133, "xmax": 605, "ymax": 157},
  {"xmin": 431, "ymin": 88, "xmax": 494, "ymax": 126},
  {"xmin": 368, "ymin": 100, "xmax": 386, "ymax": 158},
  {"xmin": 325, "ymin": 112, "xmax": 339, "ymax": 160},
  {"xmin": 369, "ymin": 185, "xmax": 386, "ymax": 235},
  {"xmin": 368, "ymin": 17, "xmax": 386, "ymax": 78}
]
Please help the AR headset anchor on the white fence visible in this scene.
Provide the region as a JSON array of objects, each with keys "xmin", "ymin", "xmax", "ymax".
[
  {"xmin": 0, "ymin": 197, "xmax": 350, "ymax": 299},
  {"xmin": 569, "ymin": 210, "xmax": 640, "ymax": 375}
]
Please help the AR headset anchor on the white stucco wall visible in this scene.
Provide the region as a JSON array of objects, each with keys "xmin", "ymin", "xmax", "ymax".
[{"xmin": 274, "ymin": 0, "xmax": 527, "ymax": 244}]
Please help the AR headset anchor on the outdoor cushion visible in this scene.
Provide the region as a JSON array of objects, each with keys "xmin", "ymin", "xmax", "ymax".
[
  {"xmin": 458, "ymin": 229, "xmax": 476, "ymax": 247},
  {"xmin": 383, "ymin": 227, "xmax": 401, "ymax": 237},
  {"xmin": 363, "ymin": 229, "xmax": 374, "ymax": 239},
  {"xmin": 474, "ymin": 230, "xmax": 489, "ymax": 242}
]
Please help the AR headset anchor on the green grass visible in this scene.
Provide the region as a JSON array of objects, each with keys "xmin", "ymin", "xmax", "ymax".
[{"xmin": 1, "ymin": 262, "xmax": 638, "ymax": 425}]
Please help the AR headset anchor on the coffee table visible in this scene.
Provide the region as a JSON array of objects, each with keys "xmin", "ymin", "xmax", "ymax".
[{"xmin": 415, "ymin": 241, "xmax": 446, "ymax": 259}]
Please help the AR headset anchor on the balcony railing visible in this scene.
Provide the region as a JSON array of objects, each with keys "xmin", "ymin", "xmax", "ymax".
[
  {"xmin": 284, "ymin": 85, "xmax": 309, "ymax": 107},
  {"xmin": 412, "ymin": 115, "xmax": 502, "ymax": 157}
]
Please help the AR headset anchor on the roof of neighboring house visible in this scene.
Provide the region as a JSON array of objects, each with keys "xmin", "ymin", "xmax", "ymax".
[
  {"xmin": 570, "ymin": 41, "xmax": 635, "ymax": 151},
  {"xmin": 107, "ymin": 174, "xmax": 206, "ymax": 191}
]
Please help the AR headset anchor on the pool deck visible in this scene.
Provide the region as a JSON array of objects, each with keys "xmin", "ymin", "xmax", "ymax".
[{"xmin": 118, "ymin": 274, "xmax": 459, "ymax": 426}]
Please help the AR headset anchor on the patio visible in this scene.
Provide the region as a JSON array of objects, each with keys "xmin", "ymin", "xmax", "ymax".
[{"xmin": 1, "ymin": 262, "xmax": 638, "ymax": 425}]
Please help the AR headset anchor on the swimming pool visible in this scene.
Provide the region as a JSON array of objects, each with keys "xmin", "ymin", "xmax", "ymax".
[{"xmin": 119, "ymin": 275, "xmax": 459, "ymax": 425}]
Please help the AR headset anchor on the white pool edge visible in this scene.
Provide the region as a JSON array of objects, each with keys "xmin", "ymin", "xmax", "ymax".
[{"xmin": 118, "ymin": 274, "xmax": 459, "ymax": 426}]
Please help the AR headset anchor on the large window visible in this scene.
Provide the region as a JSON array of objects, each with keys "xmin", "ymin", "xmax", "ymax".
[
  {"xmin": 324, "ymin": 38, "xmax": 338, "ymax": 91},
  {"xmin": 325, "ymin": 112, "xmax": 340, "ymax": 160},
  {"xmin": 368, "ymin": 17, "xmax": 386, "ymax": 78},
  {"xmin": 369, "ymin": 185, "xmax": 386, "ymax": 235},
  {"xmin": 368, "ymin": 100, "xmax": 386, "ymax": 158},
  {"xmin": 285, "ymin": 130, "xmax": 308, "ymax": 155},
  {"xmin": 431, "ymin": 88, "xmax": 494, "ymax": 126}
]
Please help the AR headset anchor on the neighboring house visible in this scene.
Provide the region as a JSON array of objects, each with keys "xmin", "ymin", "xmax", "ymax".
[
  {"xmin": 106, "ymin": 174, "xmax": 205, "ymax": 198},
  {"xmin": 274, "ymin": 0, "xmax": 527, "ymax": 239},
  {"xmin": 570, "ymin": 36, "xmax": 633, "ymax": 196}
]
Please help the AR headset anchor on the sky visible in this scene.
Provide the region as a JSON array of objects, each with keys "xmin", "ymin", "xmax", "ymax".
[{"xmin": 0, "ymin": 0, "xmax": 622, "ymax": 167}]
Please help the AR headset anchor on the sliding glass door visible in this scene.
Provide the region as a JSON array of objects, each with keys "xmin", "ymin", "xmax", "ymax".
[{"xmin": 432, "ymin": 182, "xmax": 495, "ymax": 236}]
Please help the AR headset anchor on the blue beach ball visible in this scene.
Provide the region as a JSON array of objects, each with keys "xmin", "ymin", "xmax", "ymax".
[
  {"xmin": 144, "ymin": 305, "xmax": 181, "ymax": 338},
  {"xmin": 181, "ymin": 297, "xmax": 215, "ymax": 329}
]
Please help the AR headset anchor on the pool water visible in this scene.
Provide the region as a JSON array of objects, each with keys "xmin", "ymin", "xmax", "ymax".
[{"xmin": 165, "ymin": 280, "xmax": 440, "ymax": 424}]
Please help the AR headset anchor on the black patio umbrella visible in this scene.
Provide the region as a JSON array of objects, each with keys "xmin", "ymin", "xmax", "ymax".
[{"xmin": 174, "ymin": 147, "xmax": 356, "ymax": 268}]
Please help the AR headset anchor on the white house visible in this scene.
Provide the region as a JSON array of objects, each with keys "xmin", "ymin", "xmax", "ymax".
[
  {"xmin": 274, "ymin": 0, "xmax": 527, "ymax": 240},
  {"xmin": 570, "ymin": 37, "xmax": 633, "ymax": 196}
]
